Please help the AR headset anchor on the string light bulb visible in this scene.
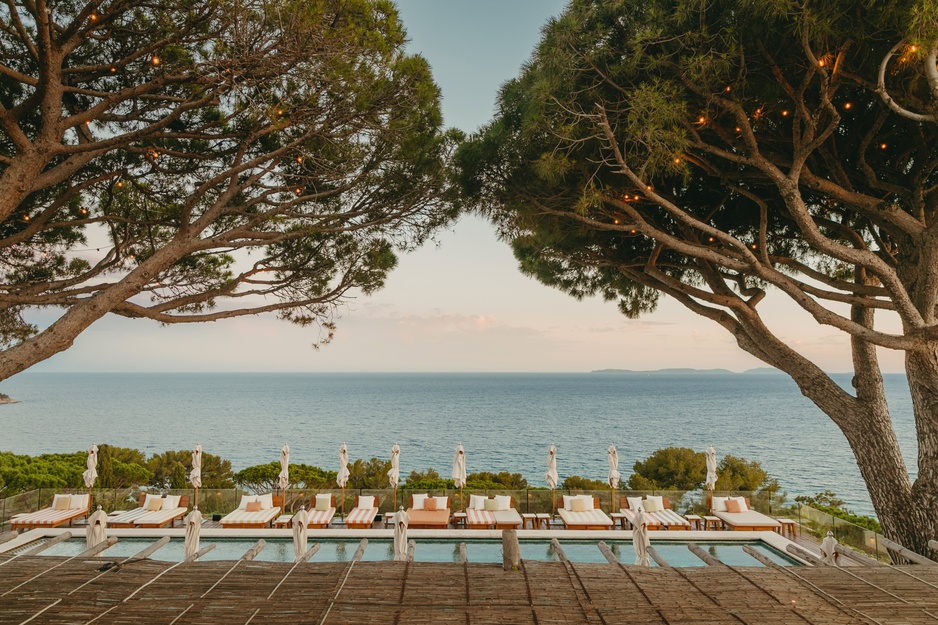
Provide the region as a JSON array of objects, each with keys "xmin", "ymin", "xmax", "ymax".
[
  {"xmin": 294, "ymin": 188, "xmax": 302, "ymax": 195},
  {"xmin": 781, "ymin": 110, "xmax": 789, "ymax": 117},
  {"xmin": 151, "ymin": 56, "xmax": 161, "ymax": 66},
  {"xmin": 844, "ymin": 102, "xmax": 852, "ymax": 110},
  {"xmin": 880, "ymin": 143, "xmax": 888, "ymax": 149},
  {"xmin": 296, "ymin": 156, "xmax": 303, "ymax": 163}
]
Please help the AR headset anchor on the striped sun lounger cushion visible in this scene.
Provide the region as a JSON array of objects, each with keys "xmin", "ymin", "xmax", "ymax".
[
  {"xmin": 346, "ymin": 507, "xmax": 378, "ymax": 526},
  {"xmin": 619, "ymin": 508, "xmax": 662, "ymax": 529},
  {"xmin": 307, "ymin": 507, "xmax": 335, "ymax": 527},
  {"xmin": 108, "ymin": 507, "xmax": 150, "ymax": 526},
  {"xmin": 11, "ymin": 507, "xmax": 86, "ymax": 527},
  {"xmin": 466, "ymin": 508, "xmax": 495, "ymax": 527},
  {"xmin": 220, "ymin": 506, "xmax": 282, "ymax": 527},
  {"xmin": 558, "ymin": 508, "xmax": 614, "ymax": 527},
  {"xmin": 134, "ymin": 507, "xmax": 187, "ymax": 526},
  {"xmin": 649, "ymin": 508, "xmax": 690, "ymax": 528}
]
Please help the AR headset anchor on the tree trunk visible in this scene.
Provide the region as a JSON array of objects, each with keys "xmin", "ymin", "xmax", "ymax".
[
  {"xmin": 730, "ymin": 307, "xmax": 938, "ymax": 559},
  {"xmin": 0, "ymin": 242, "xmax": 187, "ymax": 380}
]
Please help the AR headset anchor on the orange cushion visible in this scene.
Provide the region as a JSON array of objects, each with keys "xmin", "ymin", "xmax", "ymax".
[
  {"xmin": 246, "ymin": 500, "xmax": 262, "ymax": 512},
  {"xmin": 725, "ymin": 499, "xmax": 743, "ymax": 513},
  {"xmin": 424, "ymin": 497, "xmax": 438, "ymax": 511}
]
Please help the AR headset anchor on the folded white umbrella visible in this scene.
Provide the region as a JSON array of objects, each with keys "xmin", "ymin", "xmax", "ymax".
[
  {"xmin": 393, "ymin": 506, "xmax": 409, "ymax": 561},
  {"xmin": 86, "ymin": 505, "xmax": 108, "ymax": 549},
  {"xmin": 82, "ymin": 444, "xmax": 98, "ymax": 490},
  {"xmin": 337, "ymin": 443, "xmax": 350, "ymax": 488},
  {"xmin": 189, "ymin": 444, "xmax": 202, "ymax": 489},
  {"xmin": 632, "ymin": 507, "xmax": 651, "ymax": 567},
  {"xmin": 184, "ymin": 507, "xmax": 202, "ymax": 559},
  {"xmin": 705, "ymin": 446, "xmax": 718, "ymax": 491},
  {"xmin": 820, "ymin": 530, "xmax": 839, "ymax": 565},
  {"xmin": 607, "ymin": 444, "xmax": 620, "ymax": 489},
  {"xmin": 545, "ymin": 444, "xmax": 559, "ymax": 489},
  {"xmin": 388, "ymin": 444, "xmax": 400, "ymax": 489},
  {"xmin": 278, "ymin": 443, "xmax": 290, "ymax": 492},
  {"xmin": 452, "ymin": 444, "xmax": 467, "ymax": 488},
  {"xmin": 292, "ymin": 506, "xmax": 309, "ymax": 561}
]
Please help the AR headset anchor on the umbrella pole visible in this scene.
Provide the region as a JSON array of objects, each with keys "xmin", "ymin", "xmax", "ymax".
[
  {"xmin": 195, "ymin": 487, "xmax": 199, "ymax": 508},
  {"xmin": 550, "ymin": 488, "xmax": 555, "ymax": 517},
  {"xmin": 707, "ymin": 489, "xmax": 712, "ymax": 513},
  {"xmin": 459, "ymin": 486, "xmax": 463, "ymax": 512},
  {"xmin": 393, "ymin": 486, "xmax": 397, "ymax": 511},
  {"xmin": 341, "ymin": 486, "xmax": 345, "ymax": 518},
  {"xmin": 611, "ymin": 487, "xmax": 615, "ymax": 513},
  {"xmin": 88, "ymin": 487, "xmax": 92, "ymax": 511}
]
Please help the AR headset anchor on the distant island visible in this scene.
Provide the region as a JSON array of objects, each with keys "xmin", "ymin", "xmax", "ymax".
[
  {"xmin": 590, "ymin": 367, "xmax": 783, "ymax": 375},
  {"xmin": 0, "ymin": 392, "xmax": 17, "ymax": 404}
]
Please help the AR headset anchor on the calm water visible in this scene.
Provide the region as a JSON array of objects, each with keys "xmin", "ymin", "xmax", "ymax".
[
  {"xmin": 12, "ymin": 537, "xmax": 800, "ymax": 566},
  {"xmin": 0, "ymin": 372, "xmax": 918, "ymax": 516}
]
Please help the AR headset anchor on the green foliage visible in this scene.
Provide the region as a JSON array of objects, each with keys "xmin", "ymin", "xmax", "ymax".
[
  {"xmin": 796, "ymin": 491, "xmax": 882, "ymax": 532},
  {"xmin": 465, "ymin": 471, "xmax": 528, "ymax": 490},
  {"xmin": 147, "ymin": 450, "xmax": 234, "ymax": 490},
  {"xmin": 405, "ymin": 468, "xmax": 451, "ymax": 490},
  {"xmin": 562, "ymin": 475, "xmax": 608, "ymax": 490},
  {"xmin": 716, "ymin": 455, "xmax": 779, "ymax": 494},
  {"xmin": 234, "ymin": 462, "xmax": 336, "ymax": 493},
  {"xmin": 0, "ymin": 450, "xmax": 84, "ymax": 497},
  {"xmin": 627, "ymin": 447, "xmax": 706, "ymax": 491},
  {"xmin": 95, "ymin": 445, "xmax": 150, "ymax": 489},
  {"xmin": 347, "ymin": 457, "xmax": 393, "ymax": 489}
]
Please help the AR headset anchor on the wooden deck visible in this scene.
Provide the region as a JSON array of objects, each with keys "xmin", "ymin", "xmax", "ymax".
[{"xmin": 1, "ymin": 549, "xmax": 938, "ymax": 624}]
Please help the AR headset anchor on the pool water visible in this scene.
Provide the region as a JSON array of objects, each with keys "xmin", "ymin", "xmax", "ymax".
[{"xmin": 8, "ymin": 538, "xmax": 799, "ymax": 567}]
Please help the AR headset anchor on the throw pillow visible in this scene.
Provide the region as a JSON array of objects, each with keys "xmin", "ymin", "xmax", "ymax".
[
  {"xmin": 484, "ymin": 498, "xmax": 498, "ymax": 511},
  {"xmin": 424, "ymin": 497, "xmax": 439, "ymax": 511},
  {"xmin": 146, "ymin": 498, "xmax": 163, "ymax": 511},
  {"xmin": 53, "ymin": 494, "xmax": 70, "ymax": 510},
  {"xmin": 725, "ymin": 499, "xmax": 743, "ymax": 513},
  {"xmin": 246, "ymin": 501, "xmax": 262, "ymax": 512},
  {"xmin": 571, "ymin": 497, "xmax": 587, "ymax": 512}
]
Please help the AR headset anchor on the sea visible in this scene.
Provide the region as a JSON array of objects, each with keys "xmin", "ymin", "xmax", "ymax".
[{"xmin": 0, "ymin": 371, "xmax": 918, "ymax": 517}]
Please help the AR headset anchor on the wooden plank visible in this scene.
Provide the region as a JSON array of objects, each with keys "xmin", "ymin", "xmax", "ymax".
[
  {"xmin": 687, "ymin": 541, "xmax": 723, "ymax": 566},
  {"xmin": 881, "ymin": 536, "xmax": 938, "ymax": 566}
]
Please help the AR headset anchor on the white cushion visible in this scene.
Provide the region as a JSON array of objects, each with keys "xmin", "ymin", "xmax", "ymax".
[
  {"xmin": 469, "ymin": 494, "xmax": 486, "ymax": 510},
  {"xmin": 358, "ymin": 496, "xmax": 375, "ymax": 509},
  {"xmin": 577, "ymin": 495, "xmax": 594, "ymax": 511},
  {"xmin": 562, "ymin": 495, "xmax": 575, "ymax": 510},
  {"xmin": 626, "ymin": 496, "xmax": 643, "ymax": 511},
  {"xmin": 645, "ymin": 495, "xmax": 663, "ymax": 513},
  {"xmin": 712, "ymin": 496, "xmax": 728, "ymax": 512},
  {"xmin": 52, "ymin": 494, "xmax": 71, "ymax": 510},
  {"xmin": 434, "ymin": 496, "xmax": 448, "ymax": 510},
  {"xmin": 411, "ymin": 493, "xmax": 428, "ymax": 510},
  {"xmin": 258, "ymin": 493, "xmax": 274, "ymax": 510},
  {"xmin": 163, "ymin": 495, "xmax": 181, "ymax": 509},
  {"xmin": 70, "ymin": 494, "xmax": 89, "ymax": 509},
  {"xmin": 494, "ymin": 495, "xmax": 511, "ymax": 511},
  {"xmin": 315, "ymin": 494, "xmax": 332, "ymax": 511},
  {"xmin": 729, "ymin": 496, "xmax": 749, "ymax": 512},
  {"xmin": 238, "ymin": 495, "xmax": 257, "ymax": 510}
]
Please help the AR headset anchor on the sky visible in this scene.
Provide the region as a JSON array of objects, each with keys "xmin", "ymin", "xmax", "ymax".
[{"xmin": 23, "ymin": 0, "xmax": 906, "ymax": 374}]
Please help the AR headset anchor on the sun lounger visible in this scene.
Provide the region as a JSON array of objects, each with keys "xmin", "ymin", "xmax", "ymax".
[
  {"xmin": 712, "ymin": 496, "xmax": 780, "ymax": 531},
  {"xmin": 619, "ymin": 496, "xmax": 690, "ymax": 530},
  {"xmin": 109, "ymin": 494, "xmax": 189, "ymax": 528},
  {"xmin": 465, "ymin": 494, "xmax": 523, "ymax": 529},
  {"xmin": 135, "ymin": 495, "xmax": 189, "ymax": 528},
  {"xmin": 10, "ymin": 494, "xmax": 90, "ymax": 531},
  {"xmin": 346, "ymin": 495, "xmax": 380, "ymax": 529},
  {"xmin": 306, "ymin": 494, "xmax": 336, "ymax": 529},
  {"xmin": 220, "ymin": 493, "xmax": 281, "ymax": 529},
  {"xmin": 558, "ymin": 495, "xmax": 613, "ymax": 530},
  {"xmin": 465, "ymin": 507, "xmax": 495, "ymax": 528},
  {"xmin": 406, "ymin": 494, "xmax": 450, "ymax": 529}
]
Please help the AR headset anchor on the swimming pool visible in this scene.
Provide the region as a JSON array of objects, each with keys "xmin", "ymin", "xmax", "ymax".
[{"xmin": 5, "ymin": 537, "xmax": 800, "ymax": 567}]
